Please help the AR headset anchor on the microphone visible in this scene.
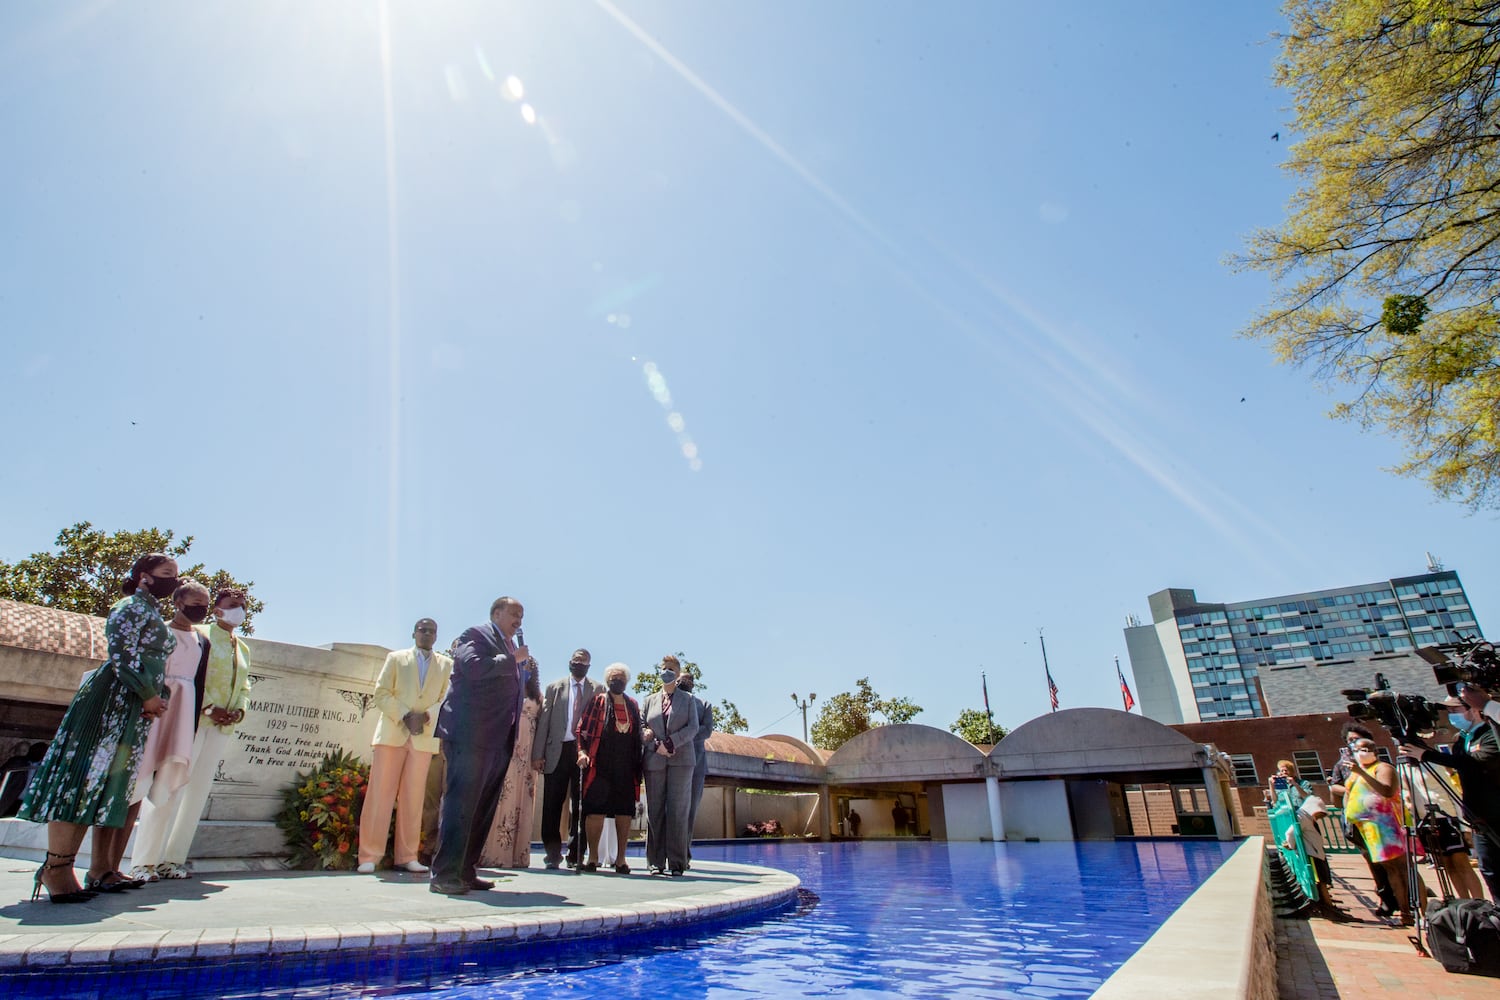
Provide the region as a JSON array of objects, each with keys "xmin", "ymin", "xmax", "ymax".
[{"xmin": 515, "ymin": 628, "xmax": 533, "ymax": 670}]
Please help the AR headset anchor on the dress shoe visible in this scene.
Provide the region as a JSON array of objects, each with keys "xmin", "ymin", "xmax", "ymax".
[
  {"xmin": 668, "ymin": 868, "xmax": 685, "ymax": 878},
  {"xmin": 356, "ymin": 862, "xmax": 376, "ymax": 874},
  {"xmin": 544, "ymin": 860, "xmax": 560, "ymax": 870},
  {"xmin": 467, "ymin": 877, "xmax": 495, "ymax": 890},
  {"xmin": 429, "ymin": 881, "xmax": 469, "ymax": 895},
  {"xmin": 401, "ymin": 860, "xmax": 430, "ymax": 874}
]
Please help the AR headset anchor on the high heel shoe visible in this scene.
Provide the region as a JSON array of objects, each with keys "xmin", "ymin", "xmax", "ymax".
[{"xmin": 32, "ymin": 852, "xmax": 97, "ymax": 904}]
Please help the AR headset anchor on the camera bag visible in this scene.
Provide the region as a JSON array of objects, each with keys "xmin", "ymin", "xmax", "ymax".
[{"xmin": 1424, "ymin": 898, "xmax": 1500, "ymax": 975}]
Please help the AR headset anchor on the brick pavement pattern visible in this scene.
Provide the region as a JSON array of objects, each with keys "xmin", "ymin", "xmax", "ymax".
[{"xmin": 1276, "ymin": 852, "xmax": 1497, "ymax": 999}]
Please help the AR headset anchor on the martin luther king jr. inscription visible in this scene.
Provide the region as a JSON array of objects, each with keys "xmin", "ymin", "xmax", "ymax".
[{"xmin": 202, "ymin": 638, "xmax": 393, "ymax": 823}]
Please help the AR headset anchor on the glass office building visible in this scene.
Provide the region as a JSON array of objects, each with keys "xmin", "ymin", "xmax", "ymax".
[{"xmin": 1124, "ymin": 570, "xmax": 1483, "ymax": 724}]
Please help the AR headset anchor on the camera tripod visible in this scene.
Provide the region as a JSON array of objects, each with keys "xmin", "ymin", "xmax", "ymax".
[{"xmin": 1389, "ymin": 745, "xmax": 1495, "ymax": 928}]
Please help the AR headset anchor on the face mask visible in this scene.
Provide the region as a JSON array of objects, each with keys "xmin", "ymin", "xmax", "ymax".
[
  {"xmin": 1354, "ymin": 749, "xmax": 1376, "ymax": 762},
  {"xmin": 217, "ymin": 606, "xmax": 247, "ymax": 627},
  {"xmin": 180, "ymin": 604, "xmax": 209, "ymax": 623},
  {"xmin": 607, "ymin": 678, "xmax": 627, "ymax": 695},
  {"xmin": 1449, "ymin": 713, "xmax": 1476, "ymax": 734},
  {"xmin": 660, "ymin": 670, "xmax": 677, "ymax": 685},
  {"xmin": 569, "ymin": 662, "xmax": 590, "ymax": 680},
  {"xmin": 146, "ymin": 575, "xmax": 178, "ymax": 599}
]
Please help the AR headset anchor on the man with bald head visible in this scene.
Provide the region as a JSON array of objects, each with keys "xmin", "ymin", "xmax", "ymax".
[
  {"xmin": 429, "ymin": 597, "xmax": 531, "ymax": 894},
  {"xmin": 357, "ymin": 618, "xmax": 453, "ymax": 874}
]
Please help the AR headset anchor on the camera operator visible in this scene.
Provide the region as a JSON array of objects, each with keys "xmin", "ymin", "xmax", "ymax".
[{"xmin": 1398, "ymin": 684, "xmax": 1500, "ymax": 902}]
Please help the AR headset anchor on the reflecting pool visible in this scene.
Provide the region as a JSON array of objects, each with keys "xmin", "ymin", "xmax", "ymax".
[{"xmin": 20, "ymin": 839, "xmax": 1237, "ymax": 1000}]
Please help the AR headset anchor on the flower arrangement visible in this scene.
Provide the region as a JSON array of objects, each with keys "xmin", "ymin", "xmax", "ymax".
[
  {"xmin": 741, "ymin": 818, "xmax": 783, "ymax": 838},
  {"xmin": 275, "ymin": 749, "xmax": 370, "ymax": 870}
]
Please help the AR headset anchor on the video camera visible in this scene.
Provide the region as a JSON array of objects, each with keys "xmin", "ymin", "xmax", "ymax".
[
  {"xmin": 1343, "ymin": 672, "xmax": 1440, "ymax": 742},
  {"xmin": 1416, "ymin": 637, "xmax": 1500, "ymax": 692}
]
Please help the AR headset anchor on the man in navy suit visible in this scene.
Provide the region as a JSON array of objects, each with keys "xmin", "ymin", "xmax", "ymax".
[{"xmin": 429, "ymin": 596, "xmax": 531, "ymax": 894}]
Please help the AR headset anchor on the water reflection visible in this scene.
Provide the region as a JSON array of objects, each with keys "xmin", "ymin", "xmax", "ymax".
[{"xmin": 10, "ymin": 840, "xmax": 1236, "ymax": 1000}]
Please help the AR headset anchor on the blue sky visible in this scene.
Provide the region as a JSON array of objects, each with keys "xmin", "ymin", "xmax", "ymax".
[{"xmin": 2, "ymin": 2, "xmax": 1494, "ymax": 740}]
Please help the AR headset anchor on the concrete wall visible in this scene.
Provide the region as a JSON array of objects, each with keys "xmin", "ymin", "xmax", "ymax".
[
  {"xmin": 825, "ymin": 724, "xmax": 985, "ymax": 783},
  {"xmin": 734, "ymin": 790, "xmax": 819, "ymax": 837},
  {"xmin": 940, "ymin": 783, "xmax": 991, "ymax": 840},
  {"xmin": 1092, "ymin": 838, "xmax": 1274, "ymax": 1000},
  {"xmin": 994, "ymin": 708, "xmax": 1209, "ymax": 779},
  {"xmin": 998, "ymin": 780, "xmax": 1072, "ymax": 841},
  {"xmin": 1066, "ymin": 779, "xmax": 1116, "ymax": 840}
]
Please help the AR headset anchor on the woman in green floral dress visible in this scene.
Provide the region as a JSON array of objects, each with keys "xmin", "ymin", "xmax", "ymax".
[{"xmin": 20, "ymin": 553, "xmax": 177, "ymax": 902}]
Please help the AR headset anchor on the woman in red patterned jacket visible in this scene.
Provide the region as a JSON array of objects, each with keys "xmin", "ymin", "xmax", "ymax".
[{"xmin": 574, "ymin": 663, "xmax": 643, "ymax": 874}]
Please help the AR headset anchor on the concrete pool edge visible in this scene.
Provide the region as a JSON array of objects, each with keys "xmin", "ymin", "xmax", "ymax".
[
  {"xmin": 0, "ymin": 861, "xmax": 801, "ymax": 970},
  {"xmin": 1092, "ymin": 837, "xmax": 1273, "ymax": 1000}
]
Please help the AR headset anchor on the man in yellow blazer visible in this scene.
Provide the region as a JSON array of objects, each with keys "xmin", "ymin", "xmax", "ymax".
[{"xmin": 357, "ymin": 618, "xmax": 453, "ymax": 873}]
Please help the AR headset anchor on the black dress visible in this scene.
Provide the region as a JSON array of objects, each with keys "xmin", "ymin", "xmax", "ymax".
[{"xmin": 582, "ymin": 716, "xmax": 639, "ymax": 817}]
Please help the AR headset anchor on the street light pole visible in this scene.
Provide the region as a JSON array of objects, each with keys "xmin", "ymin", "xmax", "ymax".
[{"xmin": 790, "ymin": 691, "xmax": 817, "ymax": 743}]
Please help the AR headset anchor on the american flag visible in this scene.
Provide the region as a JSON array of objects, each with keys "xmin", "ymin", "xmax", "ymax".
[
  {"xmin": 1046, "ymin": 668, "xmax": 1059, "ymax": 712},
  {"xmin": 1117, "ymin": 659, "xmax": 1136, "ymax": 712}
]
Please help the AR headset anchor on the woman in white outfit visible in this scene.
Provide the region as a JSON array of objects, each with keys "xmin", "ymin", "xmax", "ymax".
[{"xmin": 129, "ymin": 587, "xmax": 252, "ymax": 880}]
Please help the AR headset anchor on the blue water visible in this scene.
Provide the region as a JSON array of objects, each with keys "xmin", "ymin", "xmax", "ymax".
[{"xmin": 21, "ymin": 839, "xmax": 1237, "ymax": 999}]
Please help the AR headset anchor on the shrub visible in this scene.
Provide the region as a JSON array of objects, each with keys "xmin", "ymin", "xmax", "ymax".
[{"xmin": 275, "ymin": 749, "xmax": 370, "ymax": 870}]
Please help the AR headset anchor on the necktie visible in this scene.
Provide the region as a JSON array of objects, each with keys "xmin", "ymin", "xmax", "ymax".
[{"xmin": 570, "ymin": 682, "xmax": 582, "ymax": 737}]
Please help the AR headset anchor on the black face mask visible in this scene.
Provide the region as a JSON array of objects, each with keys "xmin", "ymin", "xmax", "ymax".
[
  {"xmin": 569, "ymin": 662, "xmax": 590, "ymax": 680},
  {"xmin": 607, "ymin": 678, "xmax": 627, "ymax": 695},
  {"xmin": 145, "ymin": 575, "xmax": 179, "ymax": 599},
  {"xmin": 179, "ymin": 604, "xmax": 209, "ymax": 623}
]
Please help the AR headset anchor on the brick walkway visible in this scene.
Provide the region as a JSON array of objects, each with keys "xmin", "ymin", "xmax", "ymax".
[{"xmin": 1275, "ymin": 853, "xmax": 1497, "ymax": 999}]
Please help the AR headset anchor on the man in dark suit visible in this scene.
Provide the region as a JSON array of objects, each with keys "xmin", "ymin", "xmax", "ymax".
[
  {"xmin": 532, "ymin": 649, "xmax": 602, "ymax": 869},
  {"xmin": 429, "ymin": 596, "xmax": 531, "ymax": 895}
]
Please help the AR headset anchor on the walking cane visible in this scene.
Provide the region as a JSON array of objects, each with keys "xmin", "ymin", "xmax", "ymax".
[{"xmin": 572, "ymin": 762, "xmax": 585, "ymax": 874}]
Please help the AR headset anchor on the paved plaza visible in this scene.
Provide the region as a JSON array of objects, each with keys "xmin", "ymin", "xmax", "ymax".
[
  {"xmin": 0, "ymin": 855, "xmax": 797, "ymax": 969},
  {"xmin": 1275, "ymin": 853, "xmax": 1498, "ymax": 999}
]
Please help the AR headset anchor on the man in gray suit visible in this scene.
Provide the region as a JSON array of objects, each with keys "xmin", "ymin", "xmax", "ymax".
[
  {"xmin": 531, "ymin": 649, "xmax": 601, "ymax": 869},
  {"xmin": 642, "ymin": 655, "xmax": 699, "ymax": 877},
  {"xmin": 675, "ymin": 671, "xmax": 714, "ymax": 869}
]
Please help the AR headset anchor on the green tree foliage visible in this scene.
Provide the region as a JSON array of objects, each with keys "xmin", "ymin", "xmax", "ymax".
[
  {"xmin": 949, "ymin": 708, "xmax": 1010, "ymax": 746},
  {"xmin": 1234, "ymin": 1, "xmax": 1500, "ymax": 507},
  {"xmin": 0, "ymin": 522, "xmax": 264, "ymax": 633},
  {"xmin": 629, "ymin": 652, "xmax": 748, "ymax": 734},
  {"xmin": 809, "ymin": 677, "xmax": 924, "ymax": 751}
]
